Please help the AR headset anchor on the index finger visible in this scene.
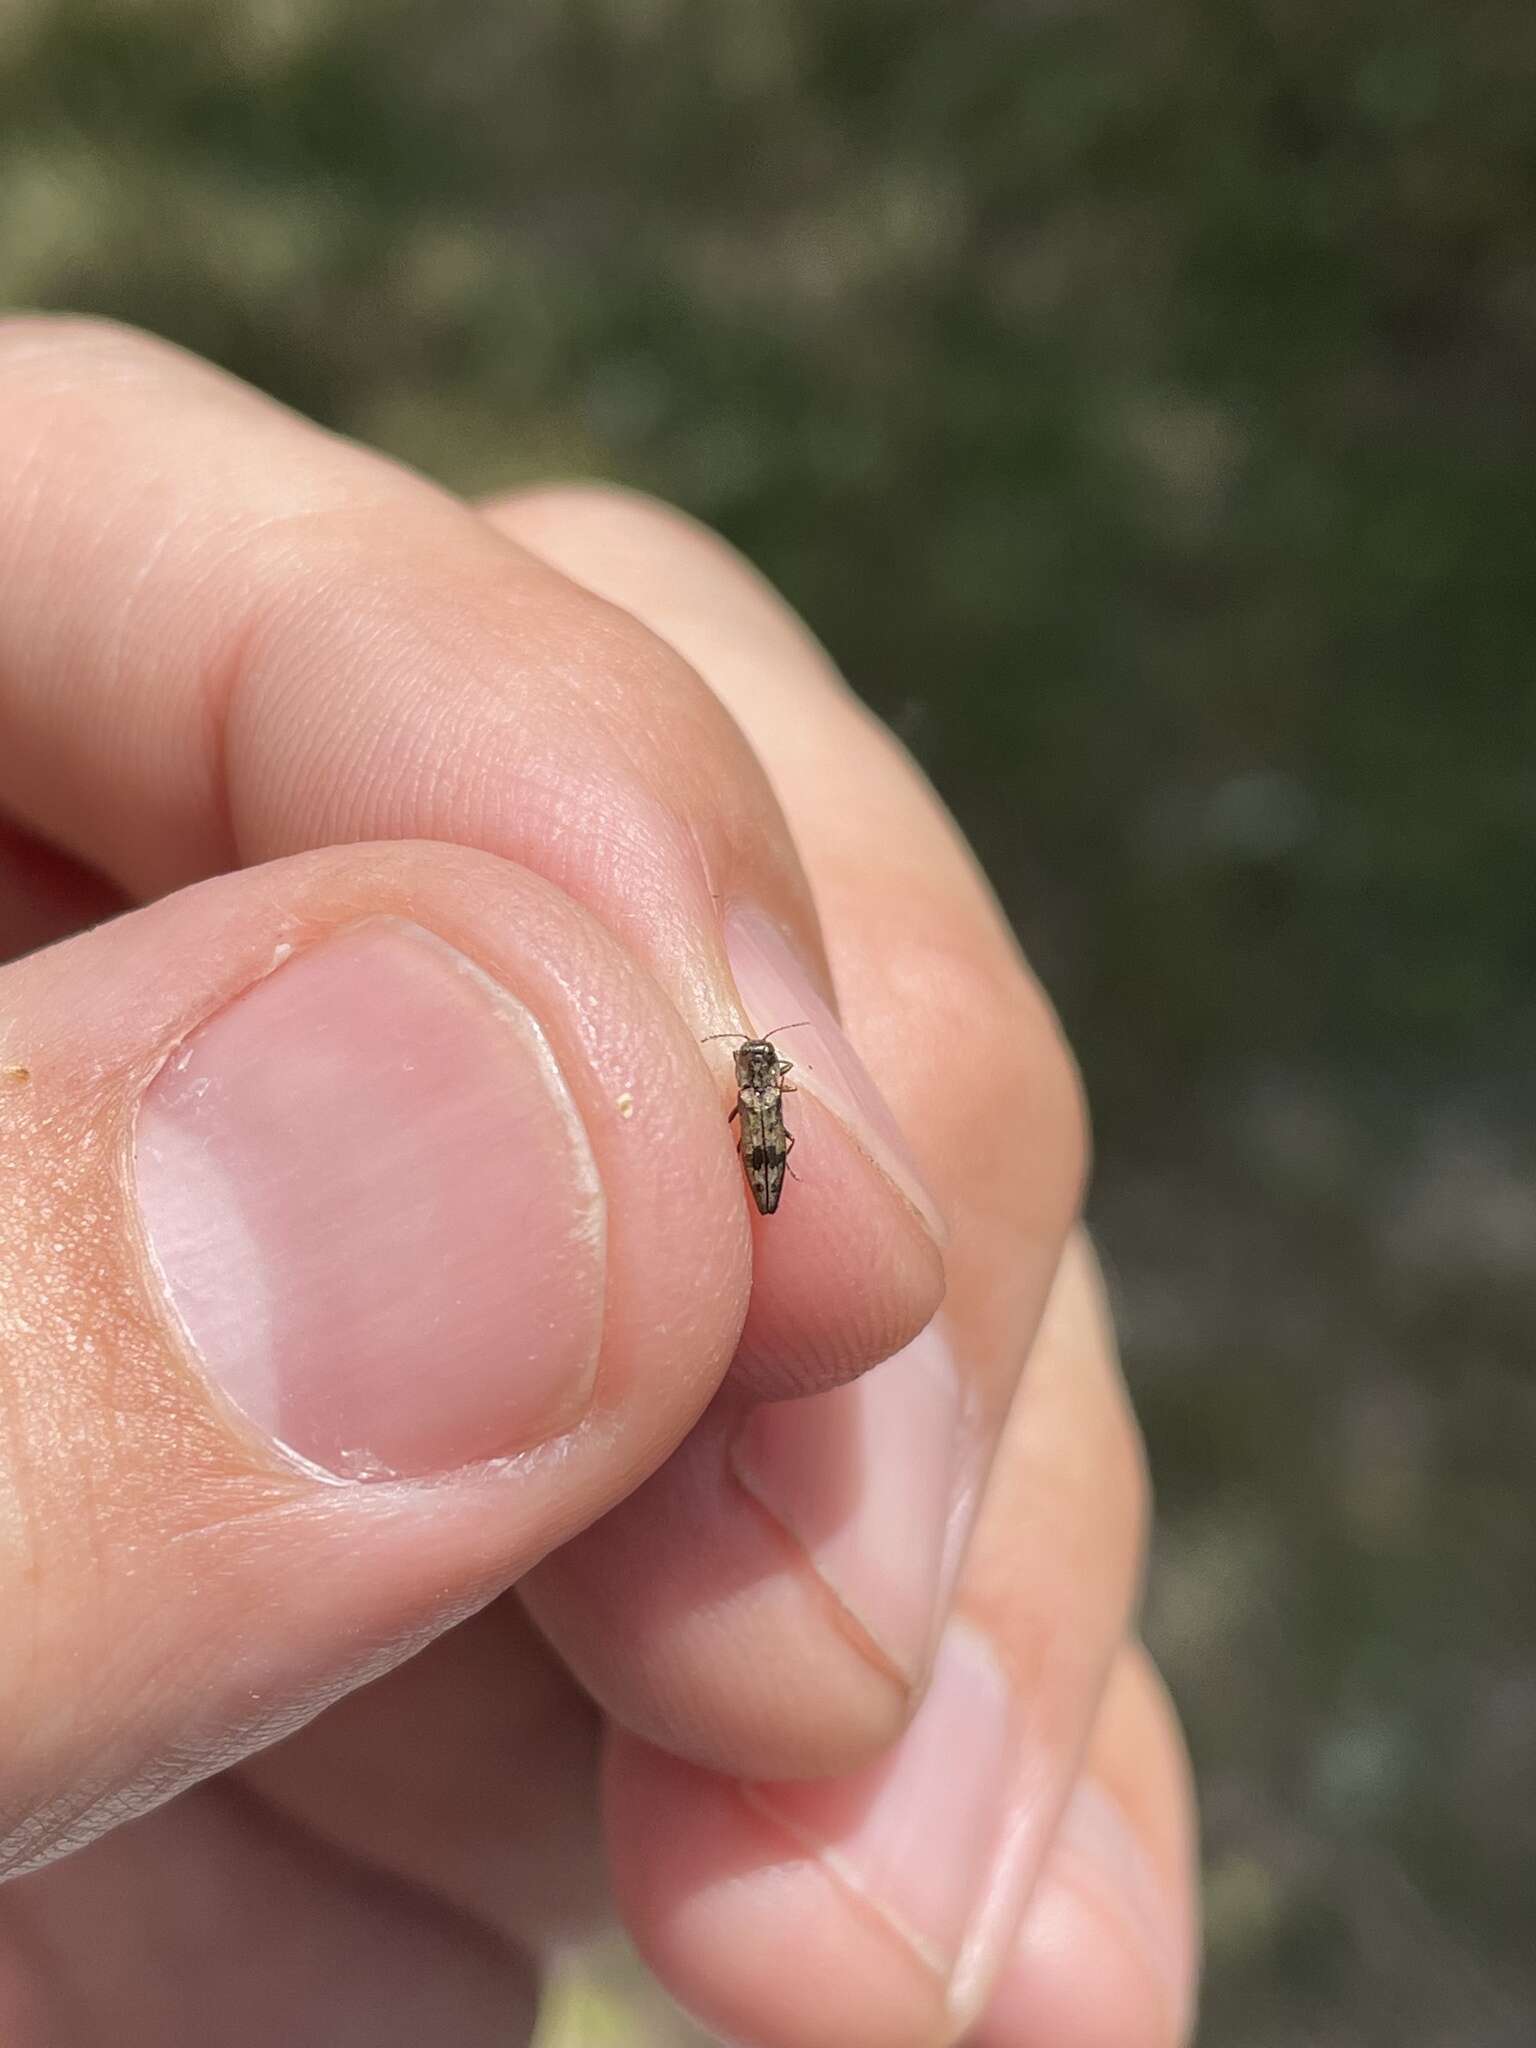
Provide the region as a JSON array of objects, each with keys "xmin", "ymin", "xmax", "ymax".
[
  {"xmin": 485, "ymin": 487, "xmax": 1089, "ymax": 1780},
  {"xmin": 0, "ymin": 315, "xmax": 944, "ymax": 1395}
]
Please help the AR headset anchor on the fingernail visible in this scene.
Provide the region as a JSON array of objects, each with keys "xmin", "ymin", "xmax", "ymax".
[
  {"xmin": 722, "ymin": 903, "xmax": 946, "ymax": 1242},
  {"xmin": 731, "ymin": 1323, "xmax": 978, "ymax": 1684},
  {"xmin": 134, "ymin": 918, "xmax": 605, "ymax": 1480},
  {"xmin": 1055, "ymin": 1777, "xmax": 1191, "ymax": 2017},
  {"xmin": 746, "ymin": 1620, "xmax": 1017, "ymax": 1995}
]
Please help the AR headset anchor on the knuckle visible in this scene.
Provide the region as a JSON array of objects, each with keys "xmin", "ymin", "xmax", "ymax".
[
  {"xmin": 1050, "ymin": 1401, "xmax": 1149, "ymax": 1680},
  {"xmin": 1106, "ymin": 1368, "xmax": 1154, "ymax": 1575},
  {"xmin": 1050, "ymin": 1396, "xmax": 1149, "ymax": 1614},
  {"xmin": 888, "ymin": 937, "xmax": 1091, "ymax": 1219},
  {"xmin": 496, "ymin": 478, "xmax": 719, "ymax": 562},
  {"xmin": 0, "ymin": 312, "xmax": 180, "ymax": 405},
  {"xmin": 488, "ymin": 483, "xmax": 786, "ymax": 652},
  {"xmin": 1014, "ymin": 980, "xmax": 1092, "ymax": 1210},
  {"xmin": 1061, "ymin": 1238, "xmax": 1152, "ymax": 1589},
  {"xmin": 1008, "ymin": 1301, "xmax": 1151, "ymax": 1635},
  {"xmin": 0, "ymin": 318, "xmax": 212, "ymax": 515}
]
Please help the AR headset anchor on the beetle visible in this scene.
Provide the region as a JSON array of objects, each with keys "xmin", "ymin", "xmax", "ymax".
[{"xmin": 703, "ymin": 1024, "xmax": 808, "ymax": 1215}]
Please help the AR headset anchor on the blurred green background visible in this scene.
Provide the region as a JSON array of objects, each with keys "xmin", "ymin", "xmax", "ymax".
[{"xmin": 4, "ymin": 2, "xmax": 1534, "ymax": 2042}]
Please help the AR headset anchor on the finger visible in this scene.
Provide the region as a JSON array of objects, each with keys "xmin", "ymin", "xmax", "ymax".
[
  {"xmin": 239, "ymin": 1594, "xmax": 610, "ymax": 1957},
  {"xmin": 485, "ymin": 486, "xmax": 1086, "ymax": 1775},
  {"xmin": 604, "ymin": 1233, "xmax": 1151, "ymax": 2048},
  {"xmin": 0, "ymin": 316, "xmax": 943, "ymax": 1398},
  {"xmin": 6, "ymin": 1595, "xmax": 612, "ymax": 2039},
  {"xmin": 970, "ymin": 1643, "xmax": 1199, "ymax": 2048},
  {"xmin": 0, "ymin": 1779, "xmax": 540, "ymax": 2048},
  {"xmin": 0, "ymin": 839, "xmax": 755, "ymax": 1878},
  {"xmin": 0, "ymin": 822, "xmax": 124, "ymax": 965}
]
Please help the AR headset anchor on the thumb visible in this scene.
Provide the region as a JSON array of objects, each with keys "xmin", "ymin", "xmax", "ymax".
[{"xmin": 0, "ymin": 840, "xmax": 748, "ymax": 1877}]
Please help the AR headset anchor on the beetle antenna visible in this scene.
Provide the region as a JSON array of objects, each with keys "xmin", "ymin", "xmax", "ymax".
[{"xmin": 701, "ymin": 1021, "xmax": 811, "ymax": 1045}]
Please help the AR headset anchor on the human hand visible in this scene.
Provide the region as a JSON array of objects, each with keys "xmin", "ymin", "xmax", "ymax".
[{"xmin": 0, "ymin": 320, "xmax": 1197, "ymax": 2047}]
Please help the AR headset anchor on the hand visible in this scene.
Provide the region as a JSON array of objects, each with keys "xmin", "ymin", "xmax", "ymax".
[{"xmin": 0, "ymin": 319, "xmax": 1197, "ymax": 2047}]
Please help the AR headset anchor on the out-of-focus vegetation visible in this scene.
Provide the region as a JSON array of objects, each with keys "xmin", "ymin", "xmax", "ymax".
[{"xmin": 5, "ymin": 2, "xmax": 1534, "ymax": 2041}]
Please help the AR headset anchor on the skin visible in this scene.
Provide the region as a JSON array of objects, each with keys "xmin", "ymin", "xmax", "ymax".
[{"xmin": 0, "ymin": 318, "xmax": 1199, "ymax": 2045}]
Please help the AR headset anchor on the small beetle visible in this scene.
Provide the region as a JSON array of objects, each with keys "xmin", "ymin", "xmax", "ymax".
[{"xmin": 704, "ymin": 1024, "xmax": 808, "ymax": 1215}]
